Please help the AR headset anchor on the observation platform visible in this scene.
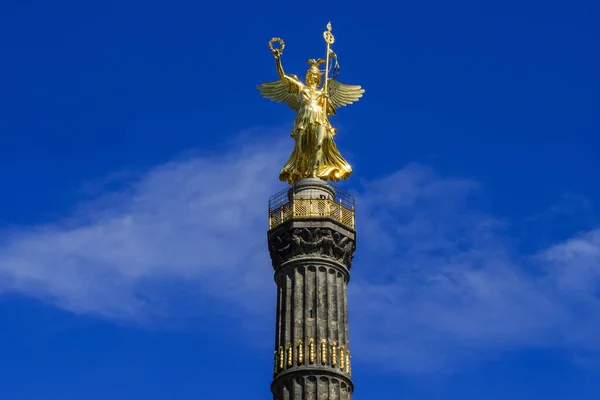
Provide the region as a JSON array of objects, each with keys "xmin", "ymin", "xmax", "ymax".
[{"xmin": 268, "ymin": 179, "xmax": 355, "ymax": 230}]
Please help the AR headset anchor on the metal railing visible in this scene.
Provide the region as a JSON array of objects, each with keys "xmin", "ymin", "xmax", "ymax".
[{"xmin": 268, "ymin": 185, "xmax": 355, "ymax": 229}]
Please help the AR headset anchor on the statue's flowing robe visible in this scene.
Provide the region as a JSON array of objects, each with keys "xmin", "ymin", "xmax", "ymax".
[{"xmin": 279, "ymin": 86, "xmax": 352, "ymax": 184}]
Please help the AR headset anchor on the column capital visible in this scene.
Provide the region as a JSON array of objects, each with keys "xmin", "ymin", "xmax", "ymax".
[{"xmin": 268, "ymin": 222, "xmax": 356, "ymax": 271}]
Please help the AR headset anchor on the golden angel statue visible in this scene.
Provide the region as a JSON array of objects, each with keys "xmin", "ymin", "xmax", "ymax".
[{"xmin": 257, "ymin": 24, "xmax": 365, "ymax": 184}]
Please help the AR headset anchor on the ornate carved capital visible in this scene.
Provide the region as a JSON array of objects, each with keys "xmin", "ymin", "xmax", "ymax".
[{"xmin": 268, "ymin": 226, "xmax": 356, "ymax": 269}]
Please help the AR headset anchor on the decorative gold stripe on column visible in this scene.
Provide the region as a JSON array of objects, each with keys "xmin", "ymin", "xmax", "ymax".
[
  {"xmin": 339, "ymin": 345, "xmax": 345, "ymax": 369},
  {"xmin": 287, "ymin": 343, "xmax": 293, "ymax": 367},
  {"xmin": 345, "ymin": 350, "xmax": 350, "ymax": 374},
  {"xmin": 279, "ymin": 346, "xmax": 284, "ymax": 370},
  {"xmin": 309, "ymin": 338, "xmax": 315, "ymax": 364},
  {"xmin": 331, "ymin": 341, "xmax": 337, "ymax": 367},
  {"xmin": 320, "ymin": 339, "xmax": 327, "ymax": 365}
]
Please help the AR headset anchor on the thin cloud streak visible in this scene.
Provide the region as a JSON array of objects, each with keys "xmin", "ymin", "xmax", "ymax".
[
  {"xmin": 0, "ymin": 134, "xmax": 599, "ymax": 372},
  {"xmin": 0, "ymin": 137, "xmax": 288, "ymax": 322},
  {"xmin": 350, "ymin": 165, "xmax": 600, "ymax": 372}
]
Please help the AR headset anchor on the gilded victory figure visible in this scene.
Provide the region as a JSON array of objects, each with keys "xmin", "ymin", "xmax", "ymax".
[{"xmin": 258, "ymin": 23, "xmax": 365, "ymax": 184}]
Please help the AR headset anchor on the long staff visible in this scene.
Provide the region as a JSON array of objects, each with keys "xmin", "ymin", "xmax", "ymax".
[{"xmin": 322, "ymin": 22, "xmax": 335, "ymax": 106}]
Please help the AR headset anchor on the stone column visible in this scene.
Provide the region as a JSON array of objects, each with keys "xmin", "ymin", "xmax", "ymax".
[{"xmin": 268, "ymin": 178, "xmax": 356, "ymax": 400}]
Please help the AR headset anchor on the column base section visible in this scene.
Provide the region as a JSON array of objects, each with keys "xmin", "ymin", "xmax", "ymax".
[{"xmin": 271, "ymin": 367, "xmax": 353, "ymax": 400}]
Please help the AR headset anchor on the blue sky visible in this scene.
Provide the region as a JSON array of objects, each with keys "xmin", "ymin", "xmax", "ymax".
[{"xmin": 0, "ymin": 0, "xmax": 599, "ymax": 399}]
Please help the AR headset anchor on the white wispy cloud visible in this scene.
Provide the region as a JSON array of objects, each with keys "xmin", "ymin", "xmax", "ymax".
[
  {"xmin": 0, "ymin": 135, "xmax": 288, "ymax": 322},
  {"xmin": 0, "ymin": 132, "xmax": 598, "ymax": 372},
  {"xmin": 350, "ymin": 165, "xmax": 600, "ymax": 372}
]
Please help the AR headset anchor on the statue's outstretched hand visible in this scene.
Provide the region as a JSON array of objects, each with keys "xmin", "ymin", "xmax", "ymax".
[{"xmin": 269, "ymin": 38, "xmax": 284, "ymax": 58}]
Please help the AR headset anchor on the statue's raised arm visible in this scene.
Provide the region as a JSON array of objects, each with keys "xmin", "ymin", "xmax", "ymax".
[{"xmin": 257, "ymin": 38, "xmax": 303, "ymax": 112}]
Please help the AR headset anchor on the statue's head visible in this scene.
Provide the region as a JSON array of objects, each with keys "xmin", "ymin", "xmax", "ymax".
[{"xmin": 305, "ymin": 58, "xmax": 325, "ymax": 87}]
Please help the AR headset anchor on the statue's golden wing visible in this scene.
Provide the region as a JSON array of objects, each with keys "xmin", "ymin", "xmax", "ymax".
[
  {"xmin": 257, "ymin": 77, "xmax": 301, "ymax": 111},
  {"xmin": 326, "ymin": 79, "xmax": 365, "ymax": 110}
]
